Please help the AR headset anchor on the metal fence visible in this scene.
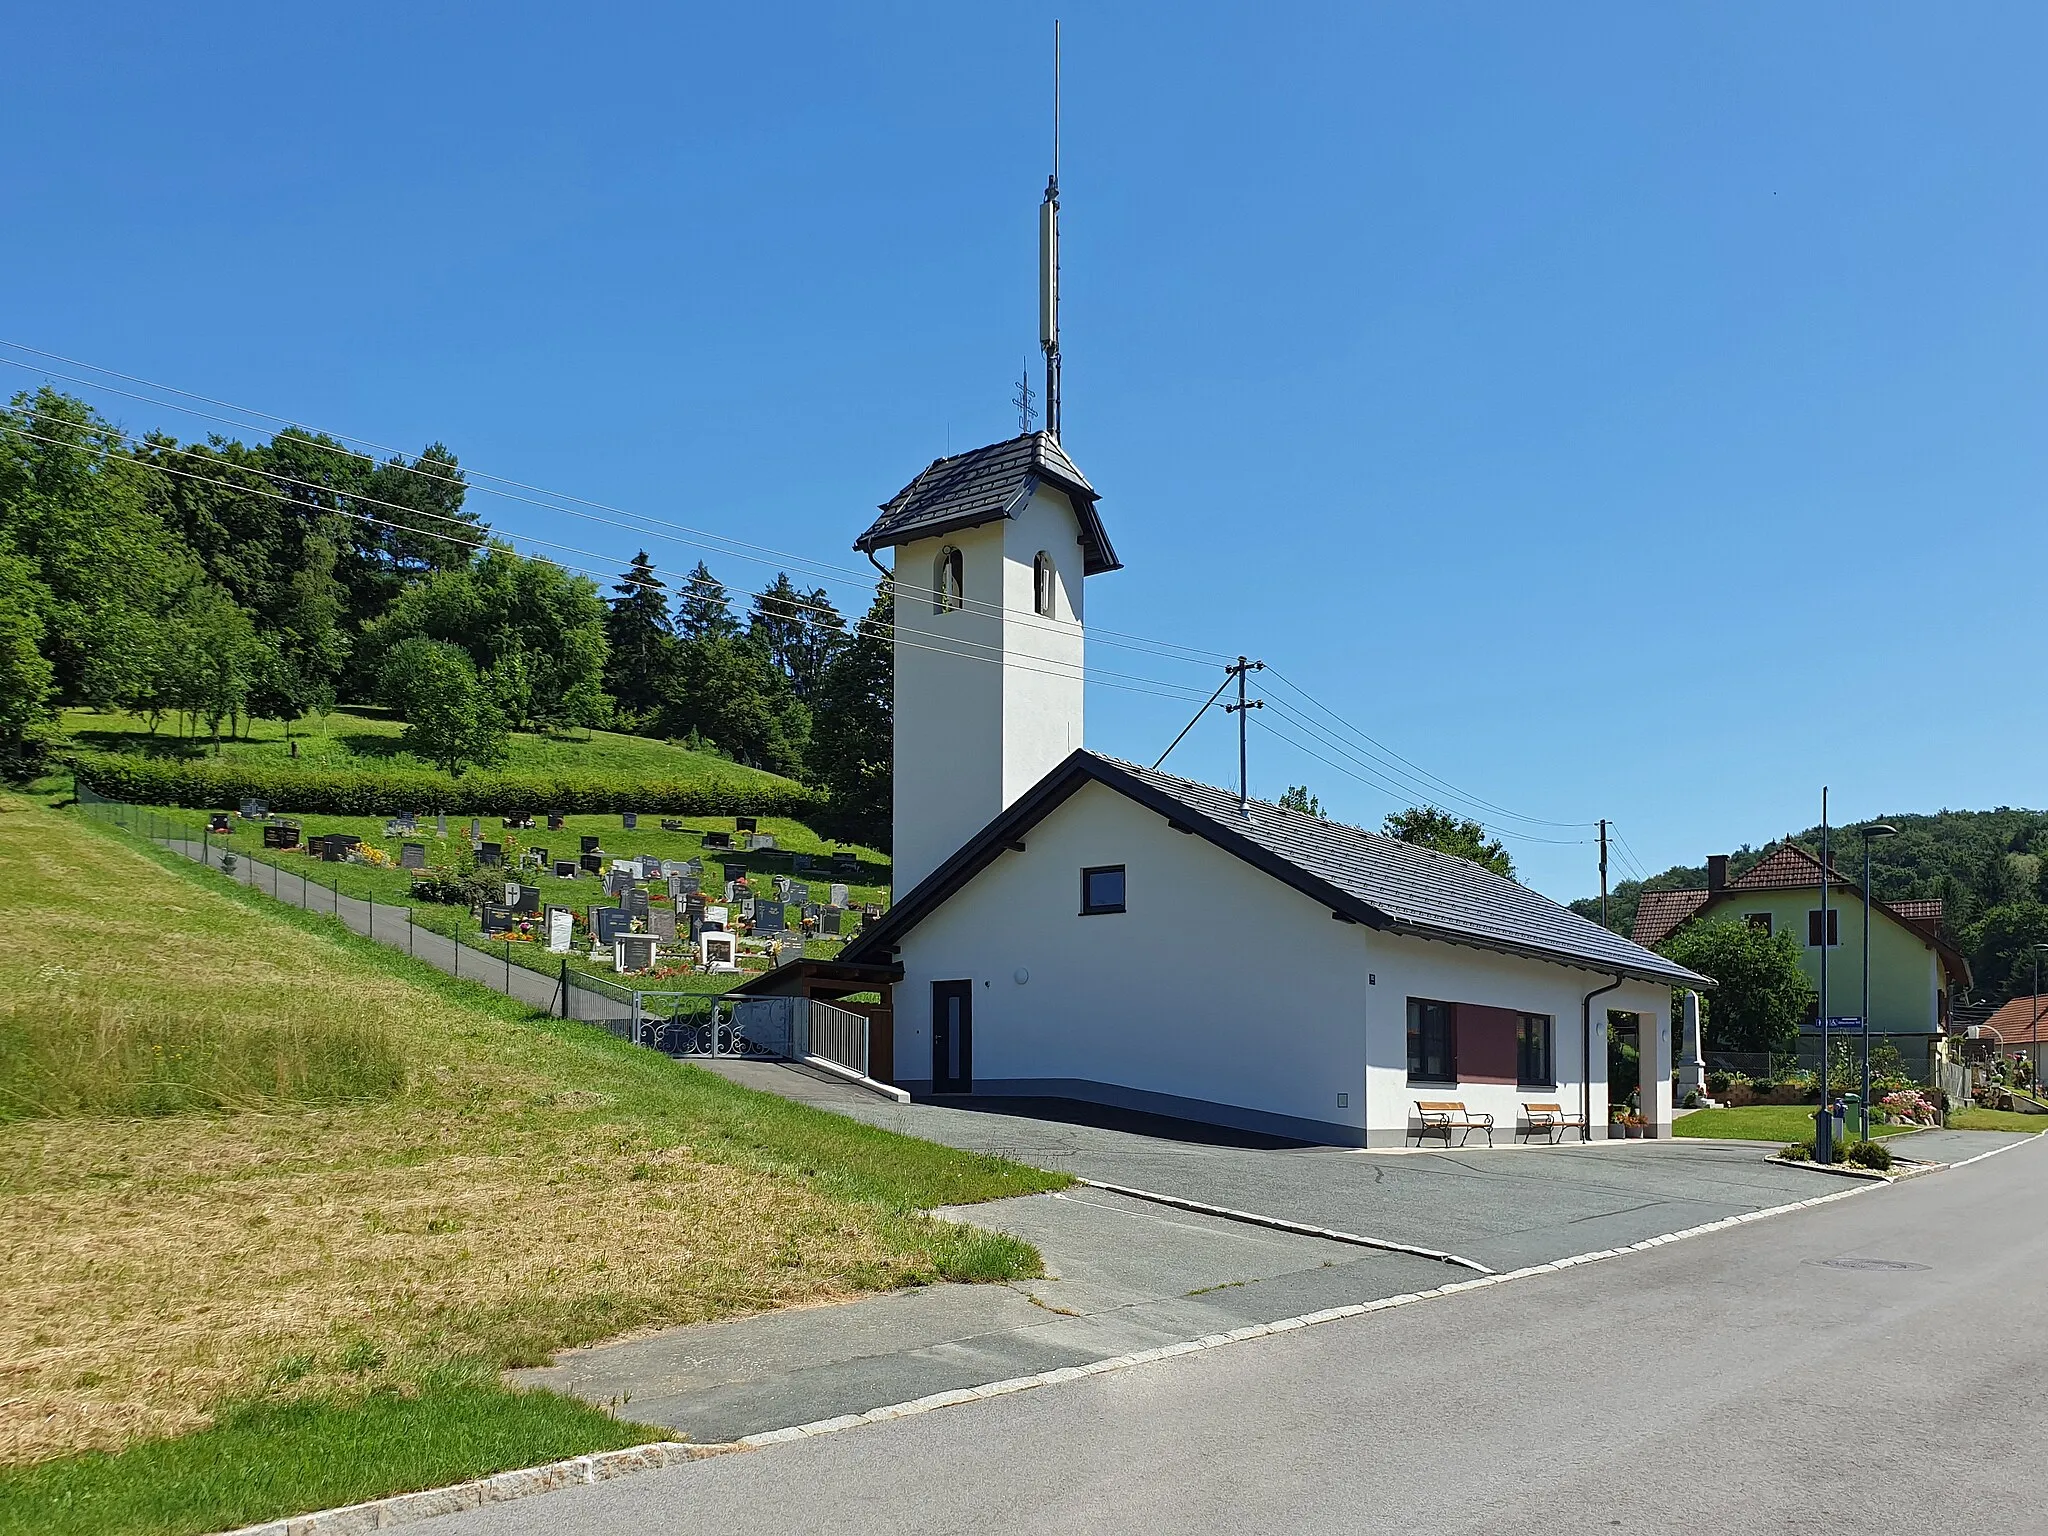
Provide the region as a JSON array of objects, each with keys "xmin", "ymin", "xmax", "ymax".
[
  {"xmin": 1704, "ymin": 1036, "xmax": 1945, "ymax": 1089},
  {"xmin": 78, "ymin": 787, "xmax": 883, "ymax": 1087}
]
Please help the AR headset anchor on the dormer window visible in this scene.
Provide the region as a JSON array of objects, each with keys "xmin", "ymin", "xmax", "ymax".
[
  {"xmin": 934, "ymin": 546, "xmax": 964, "ymax": 613},
  {"xmin": 1033, "ymin": 551, "xmax": 1056, "ymax": 617}
]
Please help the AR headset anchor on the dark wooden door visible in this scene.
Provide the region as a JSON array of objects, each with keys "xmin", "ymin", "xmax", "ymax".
[{"xmin": 932, "ymin": 980, "xmax": 973, "ymax": 1093}]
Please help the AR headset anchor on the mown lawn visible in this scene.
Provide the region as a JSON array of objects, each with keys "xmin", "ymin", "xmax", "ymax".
[
  {"xmin": 0, "ymin": 795, "xmax": 1060, "ymax": 1534},
  {"xmin": 59, "ymin": 704, "xmax": 795, "ymax": 788},
  {"xmin": 1672, "ymin": 1105, "xmax": 1920, "ymax": 1142},
  {"xmin": 1947, "ymin": 1107, "xmax": 2048, "ymax": 1133}
]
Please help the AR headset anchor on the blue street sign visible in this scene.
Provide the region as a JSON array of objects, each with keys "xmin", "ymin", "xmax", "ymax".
[{"xmin": 1824, "ymin": 1016, "xmax": 1865, "ymax": 1032}]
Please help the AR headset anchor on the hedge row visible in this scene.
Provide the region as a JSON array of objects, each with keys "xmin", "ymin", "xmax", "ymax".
[{"xmin": 70, "ymin": 751, "xmax": 826, "ymax": 819}]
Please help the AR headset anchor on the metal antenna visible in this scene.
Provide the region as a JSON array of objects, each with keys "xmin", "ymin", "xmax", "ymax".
[
  {"xmin": 1039, "ymin": 20, "xmax": 1062, "ymax": 441},
  {"xmin": 1013, "ymin": 365, "xmax": 1038, "ymax": 434}
]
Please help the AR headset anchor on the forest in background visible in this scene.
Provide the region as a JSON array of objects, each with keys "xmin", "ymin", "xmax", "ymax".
[
  {"xmin": 0, "ymin": 388, "xmax": 892, "ymax": 842},
  {"xmin": 1570, "ymin": 808, "xmax": 2048, "ymax": 1007}
]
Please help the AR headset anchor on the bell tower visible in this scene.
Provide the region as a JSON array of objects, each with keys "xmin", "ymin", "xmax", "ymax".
[{"xmin": 854, "ymin": 436, "xmax": 1118, "ymax": 891}]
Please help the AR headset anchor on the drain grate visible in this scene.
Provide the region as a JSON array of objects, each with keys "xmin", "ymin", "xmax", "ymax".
[{"xmin": 1813, "ymin": 1256, "xmax": 1930, "ymax": 1272}]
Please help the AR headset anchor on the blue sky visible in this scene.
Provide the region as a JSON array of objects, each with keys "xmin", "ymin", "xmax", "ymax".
[{"xmin": 5, "ymin": 3, "xmax": 2044, "ymax": 899}]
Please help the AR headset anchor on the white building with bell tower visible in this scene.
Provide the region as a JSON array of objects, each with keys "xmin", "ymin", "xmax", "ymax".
[{"xmin": 854, "ymin": 434, "xmax": 1120, "ymax": 891}]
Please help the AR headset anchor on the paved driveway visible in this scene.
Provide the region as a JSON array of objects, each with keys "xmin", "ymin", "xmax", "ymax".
[{"xmin": 708, "ymin": 1065, "xmax": 1853, "ymax": 1271}]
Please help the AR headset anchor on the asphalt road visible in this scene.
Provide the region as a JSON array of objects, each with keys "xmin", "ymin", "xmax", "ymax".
[{"xmin": 437, "ymin": 1135, "xmax": 2047, "ymax": 1536}]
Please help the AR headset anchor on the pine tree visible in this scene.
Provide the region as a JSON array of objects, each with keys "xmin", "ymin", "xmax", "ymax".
[
  {"xmin": 810, "ymin": 584, "xmax": 892, "ymax": 846},
  {"xmin": 603, "ymin": 550, "xmax": 673, "ymax": 727},
  {"xmin": 749, "ymin": 573, "xmax": 845, "ymax": 699},
  {"xmin": 675, "ymin": 561, "xmax": 739, "ymax": 642}
]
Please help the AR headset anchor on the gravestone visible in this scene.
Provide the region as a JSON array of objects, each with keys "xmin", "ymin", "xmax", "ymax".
[
  {"xmin": 676, "ymin": 875, "xmax": 700, "ymax": 897},
  {"xmin": 400, "ymin": 842, "xmax": 426, "ymax": 870},
  {"xmin": 503, "ymin": 815, "xmax": 533, "ymax": 831},
  {"xmin": 832, "ymin": 852, "xmax": 859, "ymax": 877},
  {"xmin": 478, "ymin": 842, "xmax": 503, "ymax": 868},
  {"xmin": 660, "ymin": 818, "xmax": 683, "ymax": 832},
  {"xmin": 702, "ymin": 831, "xmax": 732, "ymax": 850},
  {"xmin": 684, "ymin": 890, "xmax": 707, "ymax": 914},
  {"xmin": 755, "ymin": 899, "xmax": 786, "ymax": 934},
  {"xmin": 625, "ymin": 889, "xmax": 650, "ymax": 921},
  {"xmin": 528, "ymin": 846, "xmax": 549, "ymax": 866},
  {"xmin": 790, "ymin": 881, "xmax": 811, "ymax": 905},
  {"xmin": 580, "ymin": 852, "xmax": 603, "ymax": 874},
  {"xmin": 722, "ymin": 861, "xmax": 747, "ymax": 885},
  {"xmin": 740, "ymin": 897, "xmax": 756, "ymax": 919},
  {"xmin": 736, "ymin": 816, "xmax": 758, "ymax": 834},
  {"xmin": 263, "ymin": 824, "xmax": 301, "ymax": 850},
  {"xmin": 704, "ymin": 905, "xmax": 729, "ymax": 930},
  {"xmin": 749, "ymin": 833, "xmax": 776, "ymax": 851},
  {"xmin": 792, "ymin": 853, "xmax": 813, "ymax": 873},
  {"xmin": 622, "ymin": 812, "xmax": 638, "ymax": 830},
  {"xmin": 240, "ymin": 798, "xmax": 268, "ymax": 820},
  {"xmin": 514, "ymin": 885, "xmax": 542, "ymax": 916},
  {"xmin": 773, "ymin": 877, "xmax": 791, "ymax": 899},
  {"xmin": 469, "ymin": 818, "xmax": 482, "ymax": 840},
  {"xmin": 700, "ymin": 931, "xmax": 739, "ymax": 971},
  {"xmin": 659, "ymin": 859, "xmax": 684, "ymax": 878},
  {"xmin": 822, "ymin": 907, "xmax": 843, "ymax": 935},
  {"xmin": 829, "ymin": 883, "xmax": 849, "ymax": 907},
  {"xmin": 723, "ymin": 880, "xmax": 737, "ymax": 902},
  {"xmin": 553, "ymin": 860, "xmax": 578, "ymax": 879},
  {"xmin": 648, "ymin": 908, "xmax": 677, "ymax": 942},
  {"xmin": 593, "ymin": 907, "xmax": 630, "ymax": 946},
  {"xmin": 316, "ymin": 835, "xmax": 343, "ymax": 862},
  {"xmin": 480, "ymin": 904, "xmax": 518, "ymax": 936},
  {"xmin": 547, "ymin": 813, "xmax": 565, "ymax": 830},
  {"xmin": 580, "ymin": 835, "xmax": 602, "ymax": 854},
  {"xmin": 615, "ymin": 933, "xmax": 657, "ymax": 974},
  {"xmin": 436, "ymin": 813, "xmax": 448, "ymax": 838},
  {"xmin": 208, "ymin": 812, "xmax": 233, "ymax": 834},
  {"xmin": 331, "ymin": 833, "xmax": 361, "ymax": 851},
  {"xmin": 803, "ymin": 902, "xmax": 821, "ymax": 922},
  {"xmin": 505, "ymin": 882, "xmax": 521, "ymax": 907},
  {"xmin": 684, "ymin": 858, "xmax": 703, "ymax": 877},
  {"xmin": 547, "ymin": 907, "xmax": 573, "ymax": 954}
]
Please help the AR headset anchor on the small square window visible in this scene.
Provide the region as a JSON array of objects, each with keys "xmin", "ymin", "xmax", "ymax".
[{"xmin": 1080, "ymin": 865, "xmax": 1126, "ymax": 915}]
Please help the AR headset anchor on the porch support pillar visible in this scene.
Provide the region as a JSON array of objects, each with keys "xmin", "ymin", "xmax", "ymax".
[{"xmin": 1642, "ymin": 997, "xmax": 1675, "ymax": 1138}]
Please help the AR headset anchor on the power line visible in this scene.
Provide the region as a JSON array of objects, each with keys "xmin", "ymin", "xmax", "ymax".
[
  {"xmin": 0, "ymin": 344, "xmax": 1237, "ymax": 669},
  {"xmin": 4, "ymin": 423, "xmax": 1218, "ymax": 706},
  {"xmin": 1262, "ymin": 664, "xmax": 1601, "ymax": 831}
]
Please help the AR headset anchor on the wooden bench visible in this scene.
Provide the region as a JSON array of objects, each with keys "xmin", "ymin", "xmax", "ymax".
[
  {"xmin": 1410, "ymin": 1100, "xmax": 1494, "ymax": 1148},
  {"xmin": 1518, "ymin": 1101, "xmax": 1587, "ymax": 1144}
]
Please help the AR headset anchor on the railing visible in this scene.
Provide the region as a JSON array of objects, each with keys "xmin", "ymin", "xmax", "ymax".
[{"xmin": 804, "ymin": 999, "xmax": 871, "ymax": 1081}]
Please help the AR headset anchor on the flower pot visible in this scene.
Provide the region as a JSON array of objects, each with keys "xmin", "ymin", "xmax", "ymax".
[{"xmin": 1625, "ymin": 1124, "xmax": 1644, "ymax": 1139}]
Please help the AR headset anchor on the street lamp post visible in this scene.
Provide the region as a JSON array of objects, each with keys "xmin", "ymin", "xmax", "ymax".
[
  {"xmin": 2031, "ymin": 944, "xmax": 2048, "ymax": 1095},
  {"xmin": 1859, "ymin": 824, "xmax": 1899, "ymax": 1140}
]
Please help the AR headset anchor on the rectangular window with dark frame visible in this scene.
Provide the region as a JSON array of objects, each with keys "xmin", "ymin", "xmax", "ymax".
[
  {"xmin": 1080, "ymin": 865, "xmax": 1126, "ymax": 915},
  {"xmin": 1745, "ymin": 912, "xmax": 1773, "ymax": 936},
  {"xmin": 1516, "ymin": 1013, "xmax": 1554, "ymax": 1088},
  {"xmin": 1407, "ymin": 998, "xmax": 1455, "ymax": 1084},
  {"xmin": 1806, "ymin": 908, "xmax": 1839, "ymax": 947}
]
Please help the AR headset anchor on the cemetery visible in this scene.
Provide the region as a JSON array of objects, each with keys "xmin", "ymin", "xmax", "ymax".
[{"xmin": 122, "ymin": 800, "xmax": 890, "ymax": 995}]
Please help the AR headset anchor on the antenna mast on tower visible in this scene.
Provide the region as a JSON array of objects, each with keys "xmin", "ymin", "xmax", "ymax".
[{"xmin": 1039, "ymin": 20, "xmax": 1063, "ymax": 442}]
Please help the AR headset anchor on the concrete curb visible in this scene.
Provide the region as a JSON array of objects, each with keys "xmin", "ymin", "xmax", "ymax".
[
  {"xmin": 1072, "ymin": 1177, "xmax": 1495, "ymax": 1273},
  {"xmin": 215, "ymin": 1443, "xmax": 733, "ymax": 1535}
]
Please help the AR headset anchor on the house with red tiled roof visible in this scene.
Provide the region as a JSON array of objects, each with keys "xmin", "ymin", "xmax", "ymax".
[
  {"xmin": 1977, "ymin": 995, "xmax": 2048, "ymax": 1056},
  {"xmin": 1631, "ymin": 844, "xmax": 1971, "ymax": 1069}
]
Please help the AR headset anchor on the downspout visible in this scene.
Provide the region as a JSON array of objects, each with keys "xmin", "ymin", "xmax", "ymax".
[{"xmin": 1582, "ymin": 974, "xmax": 1625, "ymax": 1142}]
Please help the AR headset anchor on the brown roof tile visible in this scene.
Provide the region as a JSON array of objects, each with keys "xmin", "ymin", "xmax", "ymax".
[
  {"xmin": 1980, "ymin": 995, "xmax": 2048, "ymax": 1048},
  {"xmin": 1632, "ymin": 888, "xmax": 1709, "ymax": 949}
]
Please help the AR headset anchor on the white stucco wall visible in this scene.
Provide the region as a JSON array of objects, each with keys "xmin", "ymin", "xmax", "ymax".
[
  {"xmin": 886, "ymin": 780, "xmax": 1673, "ymax": 1144},
  {"xmin": 889, "ymin": 486, "xmax": 1088, "ymax": 893}
]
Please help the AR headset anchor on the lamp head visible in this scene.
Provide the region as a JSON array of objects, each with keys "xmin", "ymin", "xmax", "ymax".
[{"xmin": 1863, "ymin": 823, "xmax": 1900, "ymax": 840}]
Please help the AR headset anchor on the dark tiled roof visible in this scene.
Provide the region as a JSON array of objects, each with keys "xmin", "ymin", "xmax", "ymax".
[
  {"xmin": 854, "ymin": 432, "xmax": 1121, "ymax": 575},
  {"xmin": 1632, "ymin": 889, "xmax": 1710, "ymax": 949},
  {"xmin": 846, "ymin": 751, "xmax": 1706, "ymax": 989}
]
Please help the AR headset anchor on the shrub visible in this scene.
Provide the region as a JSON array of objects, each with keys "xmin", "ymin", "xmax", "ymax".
[
  {"xmin": 1846, "ymin": 1140, "xmax": 1893, "ymax": 1172},
  {"xmin": 1779, "ymin": 1138, "xmax": 1847, "ymax": 1165},
  {"xmin": 1682, "ymin": 1090, "xmax": 1700, "ymax": 1108},
  {"xmin": 71, "ymin": 750, "xmax": 824, "ymax": 819},
  {"xmin": 1705, "ymin": 1071, "xmax": 1732, "ymax": 1096}
]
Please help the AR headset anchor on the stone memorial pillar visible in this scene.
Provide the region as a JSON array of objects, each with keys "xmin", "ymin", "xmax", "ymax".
[{"xmin": 1677, "ymin": 990, "xmax": 1707, "ymax": 1102}]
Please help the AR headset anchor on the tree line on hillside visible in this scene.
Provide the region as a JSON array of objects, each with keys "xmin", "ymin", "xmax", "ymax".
[
  {"xmin": 1569, "ymin": 808, "xmax": 2048, "ymax": 1007},
  {"xmin": 0, "ymin": 388, "xmax": 893, "ymax": 844}
]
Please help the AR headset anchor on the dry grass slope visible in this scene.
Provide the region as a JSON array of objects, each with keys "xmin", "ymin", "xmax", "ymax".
[{"xmin": 0, "ymin": 795, "xmax": 1058, "ymax": 1468}]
